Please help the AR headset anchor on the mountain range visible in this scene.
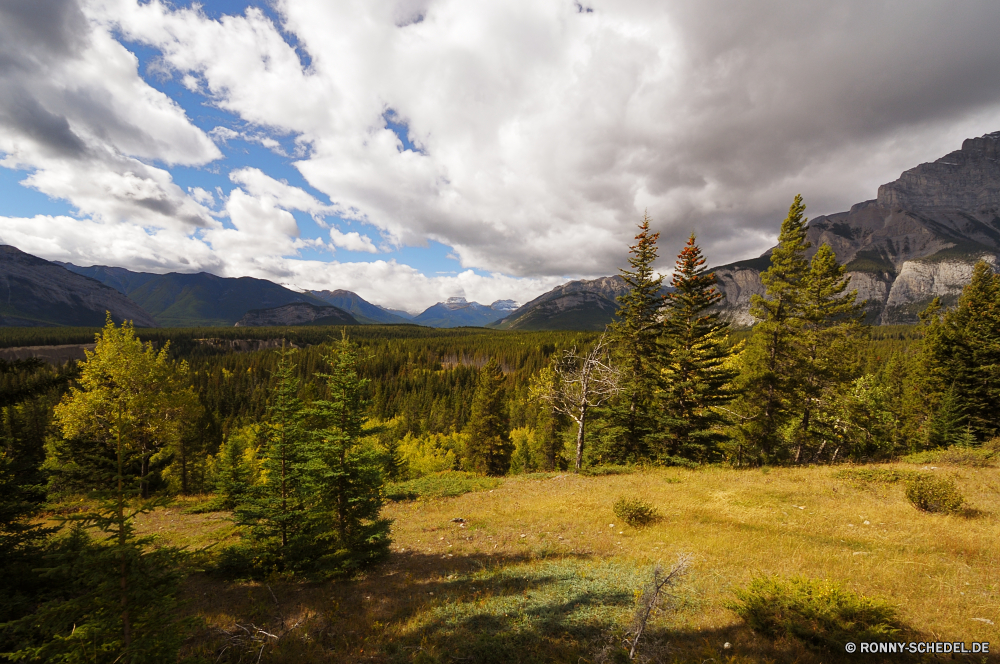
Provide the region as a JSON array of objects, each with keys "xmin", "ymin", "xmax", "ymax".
[
  {"xmin": 3, "ymin": 131, "xmax": 999, "ymax": 330},
  {"xmin": 412, "ymin": 297, "xmax": 519, "ymax": 328},
  {"xmin": 1, "ymin": 254, "xmax": 518, "ymax": 329}
]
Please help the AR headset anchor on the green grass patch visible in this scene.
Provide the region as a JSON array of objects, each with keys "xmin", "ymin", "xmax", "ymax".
[
  {"xmin": 386, "ymin": 471, "xmax": 502, "ymax": 501},
  {"xmin": 392, "ymin": 559, "xmax": 653, "ymax": 664}
]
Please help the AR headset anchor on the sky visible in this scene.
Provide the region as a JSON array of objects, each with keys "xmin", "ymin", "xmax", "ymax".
[{"xmin": 2, "ymin": 1, "xmax": 1000, "ymax": 313}]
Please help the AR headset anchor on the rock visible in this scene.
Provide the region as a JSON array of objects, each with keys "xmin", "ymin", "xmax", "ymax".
[{"xmin": 712, "ymin": 131, "xmax": 1000, "ymax": 324}]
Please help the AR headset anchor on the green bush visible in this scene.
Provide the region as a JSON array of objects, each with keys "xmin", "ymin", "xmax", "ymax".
[
  {"xmin": 728, "ymin": 576, "xmax": 901, "ymax": 651},
  {"xmin": 834, "ymin": 467, "xmax": 915, "ymax": 485},
  {"xmin": 902, "ymin": 444, "xmax": 998, "ymax": 468},
  {"xmin": 385, "ymin": 470, "xmax": 501, "ymax": 501},
  {"xmin": 904, "ymin": 473, "xmax": 965, "ymax": 513},
  {"xmin": 612, "ymin": 496, "xmax": 660, "ymax": 528},
  {"xmin": 581, "ymin": 464, "xmax": 635, "ymax": 477}
]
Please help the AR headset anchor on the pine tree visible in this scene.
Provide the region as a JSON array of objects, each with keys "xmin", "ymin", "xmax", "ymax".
[
  {"xmin": 603, "ymin": 213, "xmax": 665, "ymax": 461},
  {"xmin": 232, "ymin": 346, "xmax": 308, "ymax": 571},
  {"xmin": 733, "ymin": 195, "xmax": 811, "ymax": 463},
  {"xmin": 213, "ymin": 424, "xmax": 263, "ymax": 510},
  {"xmin": 788, "ymin": 243, "xmax": 866, "ymax": 461},
  {"xmin": 918, "ymin": 261, "xmax": 1000, "ymax": 442},
  {"xmin": 653, "ymin": 234, "xmax": 737, "ymax": 462},
  {"xmin": 300, "ymin": 335, "xmax": 390, "ymax": 574},
  {"xmin": 464, "ymin": 358, "xmax": 512, "ymax": 475}
]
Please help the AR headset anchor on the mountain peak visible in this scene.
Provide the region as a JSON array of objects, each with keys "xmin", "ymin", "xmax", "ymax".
[
  {"xmin": 490, "ymin": 299, "xmax": 520, "ymax": 312},
  {"xmin": 877, "ymin": 130, "xmax": 1000, "ymax": 210}
]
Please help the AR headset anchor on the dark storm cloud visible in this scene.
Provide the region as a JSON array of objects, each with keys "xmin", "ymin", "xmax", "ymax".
[
  {"xmin": 0, "ymin": 91, "xmax": 88, "ymax": 158},
  {"xmin": 0, "ymin": 0, "xmax": 88, "ymax": 61},
  {"xmin": 627, "ymin": 0, "xmax": 1000, "ymax": 268}
]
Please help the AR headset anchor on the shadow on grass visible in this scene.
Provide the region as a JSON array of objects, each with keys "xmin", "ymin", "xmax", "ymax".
[
  {"xmin": 182, "ymin": 550, "xmax": 959, "ymax": 664},
  {"xmin": 183, "ymin": 549, "xmax": 637, "ymax": 663}
]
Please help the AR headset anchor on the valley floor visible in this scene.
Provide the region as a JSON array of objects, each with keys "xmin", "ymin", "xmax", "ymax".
[{"xmin": 137, "ymin": 464, "xmax": 999, "ymax": 663}]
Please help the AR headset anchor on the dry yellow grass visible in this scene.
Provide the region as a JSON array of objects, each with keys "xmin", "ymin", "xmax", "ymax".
[{"xmin": 140, "ymin": 464, "xmax": 1000, "ymax": 663}]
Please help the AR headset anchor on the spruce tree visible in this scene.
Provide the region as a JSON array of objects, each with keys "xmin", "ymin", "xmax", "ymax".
[
  {"xmin": 603, "ymin": 213, "xmax": 665, "ymax": 461},
  {"xmin": 301, "ymin": 335, "xmax": 390, "ymax": 574},
  {"xmin": 789, "ymin": 243, "xmax": 865, "ymax": 461},
  {"xmin": 232, "ymin": 346, "xmax": 308, "ymax": 571},
  {"xmin": 918, "ymin": 261, "xmax": 1000, "ymax": 442},
  {"xmin": 734, "ymin": 195, "xmax": 811, "ymax": 463},
  {"xmin": 464, "ymin": 358, "xmax": 511, "ymax": 475},
  {"xmin": 653, "ymin": 234, "xmax": 737, "ymax": 462}
]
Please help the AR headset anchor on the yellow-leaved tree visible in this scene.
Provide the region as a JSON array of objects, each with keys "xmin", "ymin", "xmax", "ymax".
[{"xmin": 12, "ymin": 315, "xmax": 198, "ymax": 663}]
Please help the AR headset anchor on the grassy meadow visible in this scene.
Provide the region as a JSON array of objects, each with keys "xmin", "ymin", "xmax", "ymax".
[{"xmin": 113, "ymin": 462, "xmax": 1000, "ymax": 663}]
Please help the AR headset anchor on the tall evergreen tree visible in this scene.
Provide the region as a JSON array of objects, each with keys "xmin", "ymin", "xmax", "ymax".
[
  {"xmin": 464, "ymin": 358, "xmax": 511, "ymax": 475},
  {"xmin": 602, "ymin": 213, "xmax": 665, "ymax": 461},
  {"xmin": 653, "ymin": 234, "xmax": 737, "ymax": 462},
  {"xmin": 917, "ymin": 261, "xmax": 1000, "ymax": 442},
  {"xmin": 232, "ymin": 346, "xmax": 308, "ymax": 570},
  {"xmin": 733, "ymin": 195, "xmax": 811, "ymax": 463},
  {"xmin": 788, "ymin": 243, "xmax": 866, "ymax": 461},
  {"xmin": 301, "ymin": 335, "xmax": 391, "ymax": 574}
]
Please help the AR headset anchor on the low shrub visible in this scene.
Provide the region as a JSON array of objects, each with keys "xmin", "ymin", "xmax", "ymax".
[
  {"xmin": 834, "ymin": 467, "xmax": 915, "ymax": 485},
  {"xmin": 902, "ymin": 444, "xmax": 998, "ymax": 468},
  {"xmin": 581, "ymin": 464, "xmax": 634, "ymax": 477},
  {"xmin": 904, "ymin": 473, "xmax": 965, "ymax": 513},
  {"xmin": 385, "ymin": 470, "xmax": 501, "ymax": 501},
  {"xmin": 613, "ymin": 496, "xmax": 660, "ymax": 528},
  {"xmin": 728, "ymin": 575, "xmax": 901, "ymax": 651}
]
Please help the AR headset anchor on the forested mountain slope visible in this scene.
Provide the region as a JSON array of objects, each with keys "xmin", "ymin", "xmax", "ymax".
[
  {"xmin": 0, "ymin": 246, "xmax": 158, "ymax": 327},
  {"xmin": 61, "ymin": 263, "xmax": 330, "ymax": 327}
]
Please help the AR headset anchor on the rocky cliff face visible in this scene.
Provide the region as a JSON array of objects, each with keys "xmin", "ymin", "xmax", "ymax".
[
  {"xmin": 0, "ymin": 245, "xmax": 158, "ymax": 327},
  {"xmin": 712, "ymin": 131, "xmax": 1000, "ymax": 324}
]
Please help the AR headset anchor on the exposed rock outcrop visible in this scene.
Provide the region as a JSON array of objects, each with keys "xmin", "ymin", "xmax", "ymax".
[{"xmin": 712, "ymin": 131, "xmax": 1000, "ymax": 324}]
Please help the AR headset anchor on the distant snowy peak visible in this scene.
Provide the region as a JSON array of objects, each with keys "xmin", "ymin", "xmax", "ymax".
[{"xmin": 490, "ymin": 299, "xmax": 520, "ymax": 312}]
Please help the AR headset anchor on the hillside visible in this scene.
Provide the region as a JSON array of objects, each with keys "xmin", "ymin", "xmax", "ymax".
[
  {"xmin": 234, "ymin": 302, "xmax": 357, "ymax": 327},
  {"xmin": 61, "ymin": 263, "xmax": 329, "ymax": 327},
  {"xmin": 0, "ymin": 245, "xmax": 158, "ymax": 327},
  {"xmin": 712, "ymin": 131, "xmax": 1000, "ymax": 324},
  {"xmin": 309, "ymin": 289, "xmax": 411, "ymax": 325},
  {"xmin": 412, "ymin": 297, "xmax": 518, "ymax": 328},
  {"xmin": 491, "ymin": 276, "xmax": 632, "ymax": 331}
]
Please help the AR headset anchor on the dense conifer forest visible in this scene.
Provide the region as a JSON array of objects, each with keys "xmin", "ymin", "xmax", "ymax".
[{"xmin": 1, "ymin": 197, "xmax": 998, "ymax": 662}]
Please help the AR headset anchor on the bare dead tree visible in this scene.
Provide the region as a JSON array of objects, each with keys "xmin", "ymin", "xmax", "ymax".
[
  {"xmin": 533, "ymin": 334, "xmax": 620, "ymax": 470},
  {"xmin": 627, "ymin": 554, "xmax": 692, "ymax": 660}
]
